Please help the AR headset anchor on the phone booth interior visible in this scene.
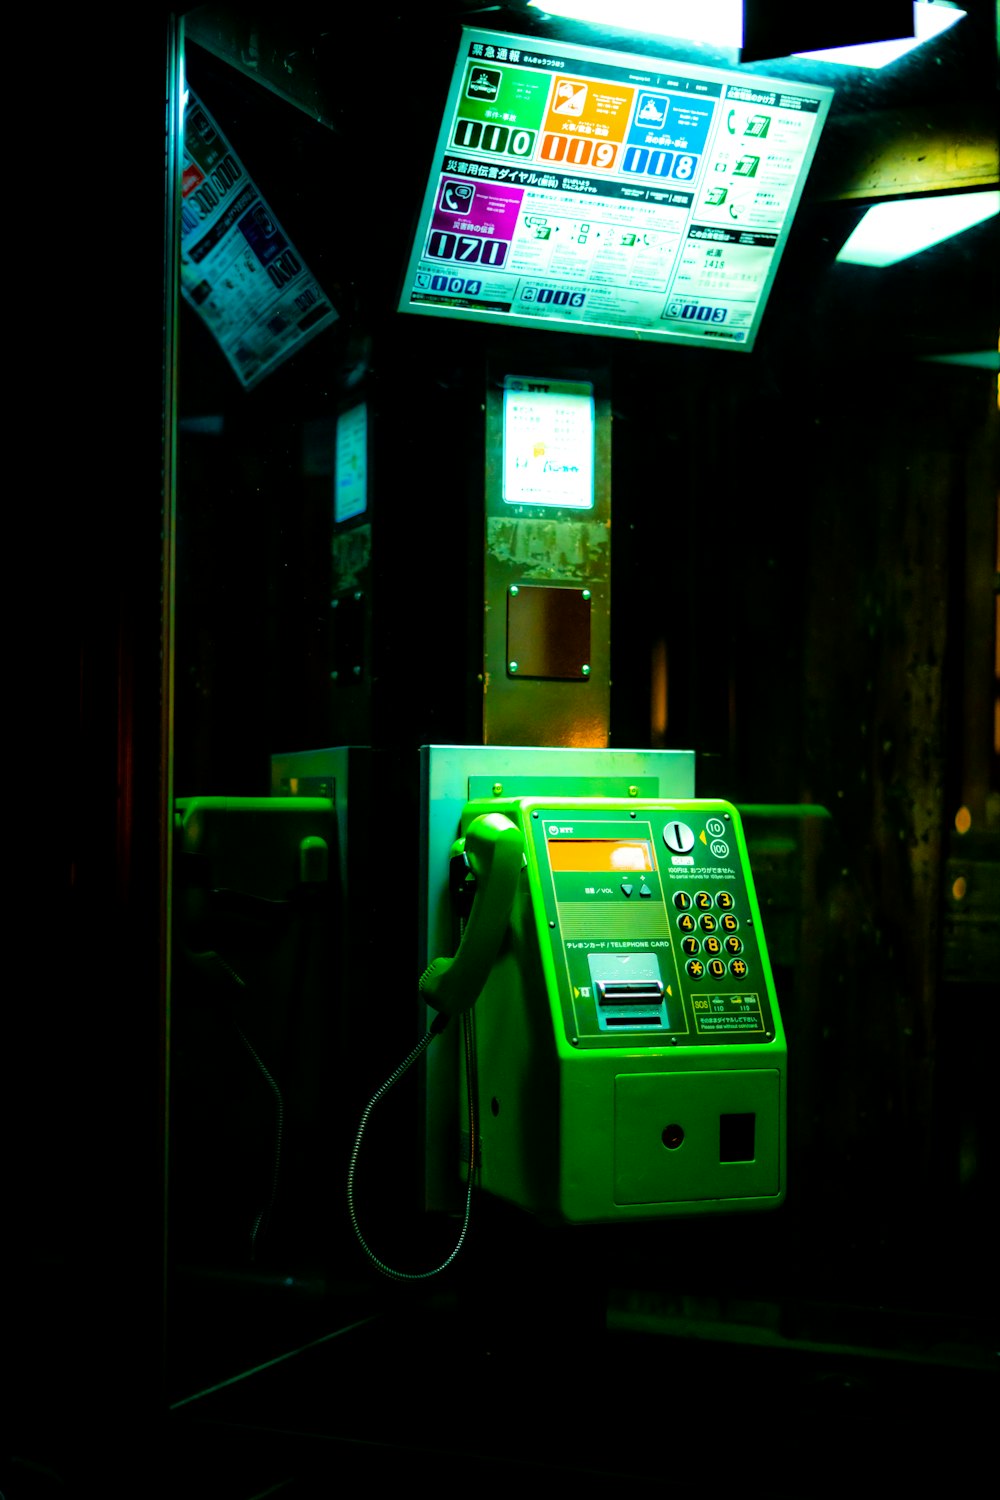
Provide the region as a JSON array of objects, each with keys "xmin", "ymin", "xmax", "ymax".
[{"xmin": 159, "ymin": 2, "xmax": 998, "ymax": 1490}]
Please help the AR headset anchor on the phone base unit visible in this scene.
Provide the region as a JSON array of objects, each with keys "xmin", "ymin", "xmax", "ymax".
[{"xmin": 457, "ymin": 797, "xmax": 786, "ymax": 1225}]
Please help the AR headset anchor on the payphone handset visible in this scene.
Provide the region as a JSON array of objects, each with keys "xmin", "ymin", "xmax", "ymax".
[
  {"xmin": 419, "ymin": 812, "xmax": 526, "ymax": 1022},
  {"xmin": 347, "ymin": 811, "xmax": 526, "ymax": 1280}
]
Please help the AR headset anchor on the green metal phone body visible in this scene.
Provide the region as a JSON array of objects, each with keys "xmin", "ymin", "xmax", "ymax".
[{"xmin": 454, "ymin": 796, "xmax": 786, "ymax": 1225}]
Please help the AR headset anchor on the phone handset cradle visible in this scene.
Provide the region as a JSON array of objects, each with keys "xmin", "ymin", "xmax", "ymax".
[
  {"xmin": 347, "ymin": 813, "xmax": 525, "ymax": 1280},
  {"xmin": 419, "ymin": 811, "xmax": 526, "ymax": 1021}
]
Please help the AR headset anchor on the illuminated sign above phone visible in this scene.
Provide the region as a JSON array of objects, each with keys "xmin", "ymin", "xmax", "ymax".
[
  {"xmin": 398, "ymin": 27, "xmax": 833, "ymax": 350},
  {"xmin": 503, "ymin": 376, "xmax": 594, "ymax": 509}
]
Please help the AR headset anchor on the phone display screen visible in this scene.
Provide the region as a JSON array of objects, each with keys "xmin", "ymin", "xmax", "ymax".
[{"xmin": 546, "ymin": 838, "xmax": 654, "ymax": 873}]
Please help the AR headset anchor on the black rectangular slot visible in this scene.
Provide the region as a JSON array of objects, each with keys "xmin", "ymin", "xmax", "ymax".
[
  {"xmin": 720, "ymin": 1112, "xmax": 756, "ymax": 1162},
  {"xmin": 604, "ymin": 1014, "xmax": 663, "ymax": 1027},
  {"xmin": 596, "ymin": 982, "xmax": 664, "ymax": 1006}
]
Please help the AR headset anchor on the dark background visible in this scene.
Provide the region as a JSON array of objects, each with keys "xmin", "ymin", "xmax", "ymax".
[{"xmin": 10, "ymin": 3, "xmax": 997, "ymax": 1495}]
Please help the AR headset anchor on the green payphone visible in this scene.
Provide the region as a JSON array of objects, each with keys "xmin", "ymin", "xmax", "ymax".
[{"xmin": 421, "ymin": 795, "xmax": 785, "ymax": 1225}]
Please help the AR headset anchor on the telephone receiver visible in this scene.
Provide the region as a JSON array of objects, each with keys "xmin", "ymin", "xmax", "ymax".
[{"xmin": 419, "ymin": 812, "xmax": 525, "ymax": 1022}]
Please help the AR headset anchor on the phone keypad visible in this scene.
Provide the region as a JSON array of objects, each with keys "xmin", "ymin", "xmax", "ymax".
[{"xmin": 680, "ymin": 887, "xmax": 753, "ymax": 980}]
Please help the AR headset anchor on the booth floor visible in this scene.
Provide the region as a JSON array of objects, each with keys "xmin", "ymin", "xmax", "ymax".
[
  {"xmin": 160, "ymin": 1287, "xmax": 995, "ymax": 1497},
  {"xmin": 10, "ymin": 1218, "xmax": 995, "ymax": 1500}
]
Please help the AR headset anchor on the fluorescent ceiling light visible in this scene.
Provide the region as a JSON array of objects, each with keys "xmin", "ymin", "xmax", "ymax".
[
  {"xmin": 919, "ymin": 352, "xmax": 1000, "ymax": 369},
  {"xmin": 526, "ymin": 0, "xmax": 743, "ymax": 49},
  {"xmin": 794, "ymin": 3, "xmax": 965, "ymax": 67},
  {"xmin": 526, "ymin": 2, "xmax": 966, "ymax": 67},
  {"xmin": 836, "ymin": 190, "xmax": 999, "ymax": 266}
]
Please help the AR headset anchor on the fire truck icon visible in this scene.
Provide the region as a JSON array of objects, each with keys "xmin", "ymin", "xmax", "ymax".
[{"xmin": 552, "ymin": 79, "xmax": 588, "ymax": 116}]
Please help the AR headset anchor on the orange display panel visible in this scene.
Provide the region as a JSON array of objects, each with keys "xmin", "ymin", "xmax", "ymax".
[{"xmin": 547, "ymin": 838, "xmax": 654, "ymax": 873}]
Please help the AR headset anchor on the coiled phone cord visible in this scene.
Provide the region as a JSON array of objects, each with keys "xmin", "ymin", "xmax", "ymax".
[
  {"xmin": 184, "ymin": 947, "xmax": 285, "ymax": 1263},
  {"xmin": 233, "ymin": 1017, "xmax": 285, "ymax": 1263},
  {"xmin": 346, "ymin": 1011, "xmax": 477, "ymax": 1281}
]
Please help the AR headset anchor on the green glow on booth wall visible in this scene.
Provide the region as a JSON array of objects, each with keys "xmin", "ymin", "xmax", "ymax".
[
  {"xmin": 525, "ymin": 1, "xmax": 966, "ymax": 67},
  {"xmin": 836, "ymin": 191, "xmax": 999, "ymax": 267}
]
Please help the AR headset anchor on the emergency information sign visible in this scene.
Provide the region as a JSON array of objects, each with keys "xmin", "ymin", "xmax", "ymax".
[{"xmin": 399, "ymin": 28, "xmax": 833, "ymax": 350}]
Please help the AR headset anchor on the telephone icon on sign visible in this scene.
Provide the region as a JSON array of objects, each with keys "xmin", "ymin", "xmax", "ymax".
[{"xmin": 441, "ymin": 182, "xmax": 475, "ymax": 213}]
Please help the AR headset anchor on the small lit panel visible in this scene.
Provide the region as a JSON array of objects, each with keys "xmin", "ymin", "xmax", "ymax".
[
  {"xmin": 503, "ymin": 377, "xmax": 595, "ymax": 509},
  {"xmin": 335, "ymin": 404, "xmax": 368, "ymax": 522}
]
